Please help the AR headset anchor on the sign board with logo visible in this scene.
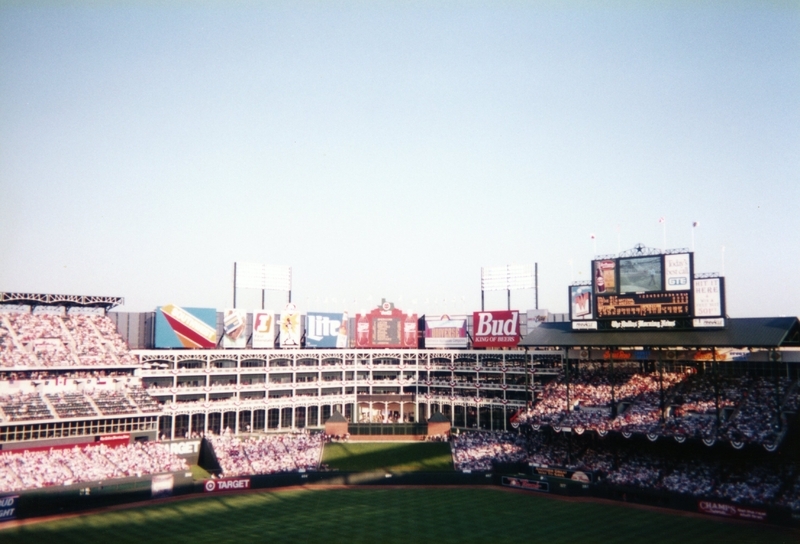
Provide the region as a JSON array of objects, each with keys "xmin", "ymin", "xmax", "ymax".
[
  {"xmin": 204, "ymin": 478, "xmax": 251, "ymax": 493},
  {"xmin": 0, "ymin": 495, "xmax": 18, "ymax": 522},
  {"xmin": 155, "ymin": 305, "xmax": 218, "ymax": 349},
  {"xmin": 252, "ymin": 311, "xmax": 275, "ymax": 348},
  {"xmin": 693, "ymin": 277, "xmax": 725, "ymax": 318},
  {"xmin": 569, "ymin": 285, "xmax": 593, "ymax": 321},
  {"xmin": 472, "ymin": 310, "xmax": 520, "ymax": 348},
  {"xmin": 424, "ymin": 315, "xmax": 468, "ymax": 348},
  {"xmin": 306, "ymin": 312, "xmax": 349, "ymax": 348},
  {"xmin": 355, "ymin": 301, "xmax": 418, "ymax": 348},
  {"xmin": 501, "ymin": 476, "xmax": 549, "ymax": 493},
  {"xmin": 222, "ymin": 309, "xmax": 247, "ymax": 348},
  {"xmin": 279, "ymin": 304, "xmax": 302, "ymax": 348},
  {"xmin": 151, "ymin": 474, "xmax": 174, "ymax": 498}
]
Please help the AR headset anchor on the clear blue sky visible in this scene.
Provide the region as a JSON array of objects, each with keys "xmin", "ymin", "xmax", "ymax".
[{"xmin": 1, "ymin": 2, "xmax": 798, "ymax": 317}]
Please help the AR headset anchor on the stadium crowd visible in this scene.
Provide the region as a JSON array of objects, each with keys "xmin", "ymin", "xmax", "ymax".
[
  {"xmin": 0, "ymin": 441, "xmax": 187, "ymax": 493},
  {"xmin": 0, "ymin": 312, "xmax": 137, "ymax": 368},
  {"xmin": 519, "ymin": 365, "xmax": 797, "ymax": 447},
  {"xmin": 208, "ymin": 431, "xmax": 323, "ymax": 477},
  {"xmin": 451, "ymin": 428, "xmax": 800, "ymax": 513}
]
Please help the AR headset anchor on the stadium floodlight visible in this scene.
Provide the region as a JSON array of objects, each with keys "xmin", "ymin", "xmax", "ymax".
[
  {"xmin": 233, "ymin": 263, "xmax": 292, "ymax": 309},
  {"xmin": 480, "ymin": 264, "xmax": 537, "ymax": 311}
]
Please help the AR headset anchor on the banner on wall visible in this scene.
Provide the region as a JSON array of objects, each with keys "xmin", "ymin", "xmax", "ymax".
[
  {"xmin": 424, "ymin": 315, "xmax": 468, "ymax": 348},
  {"xmin": 569, "ymin": 285, "xmax": 593, "ymax": 320},
  {"xmin": 279, "ymin": 303, "xmax": 302, "ymax": 348},
  {"xmin": 0, "ymin": 495, "xmax": 18, "ymax": 522},
  {"xmin": 155, "ymin": 305, "xmax": 217, "ymax": 349},
  {"xmin": 355, "ymin": 301, "xmax": 417, "ymax": 348},
  {"xmin": 306, "ymin": 311, "xmax": 349, "ymax": 348},
  {"xmin": 694, "ymin": 278, "xmax": 723, "ymax": 317},
  {"xmin": 252, "ymin": 311, "xmax": 275, "ymax": 349},
  {"xmin": 222, "ymin": 308, "xmax": 247, "ymax": 348},
  {"xmin": 472, "ymin": 310, "xmax": 520, "ymax": 348}
]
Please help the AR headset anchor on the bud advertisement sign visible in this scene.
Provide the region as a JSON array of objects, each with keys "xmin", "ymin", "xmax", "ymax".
[
  {"xmin": 155, "ymin": 305, "xmax": 217, "ymax": 349},
  {"xmin": 252, "ymin": 311, "xmax": 275, "ymax": 348},
  {"xmin": 356, "ymin": 301, "xmax": 417, "ymax": 348},
  {"xmin": 306, "ymin": 312, "xmax": 349, "ymax": 348},
  {"xmin": 0, "ymin": 495, "xmax": 18, "ymax": 522},
  {"xmin": 279, "ymin": 303, "xmax": 302, "ymax": 348},
  {"xmin": 424, "ymin": 315, "xmax": 468, "ymax": 348},
  {"xmin": 222, "ymin": 309, "xmax": 247, "ymax": 348},
  {"xmin": 472, "ymin": 310, "xmax": 520, "ymax": 348}
]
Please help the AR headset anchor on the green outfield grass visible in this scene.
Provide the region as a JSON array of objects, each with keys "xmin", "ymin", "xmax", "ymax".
[
  {"xmin": 321, "ymin": 441, "xmax": 454, "ymax": 472},
  {"xmin": 2, "ymin": 488, "xmax": 797, "ymax": 544}
]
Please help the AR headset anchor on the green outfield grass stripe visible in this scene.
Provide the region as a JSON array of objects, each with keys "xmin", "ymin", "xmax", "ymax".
[
  {"xmin": 2, "ymin": 488, "xmax": 797, "ymax": 544},
  {"xmin": 321, "ymin": 442, "xmax": 454, "ymax": 472}
]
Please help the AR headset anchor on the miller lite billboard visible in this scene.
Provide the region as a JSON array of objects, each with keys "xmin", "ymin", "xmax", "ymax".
[
  {"xmin": 472, "ymin": 310, "xmax": 520, "ymax": 348},
  {"xmin": 306, "ymin": 311, "xmax": 349, "ymax": 348}
]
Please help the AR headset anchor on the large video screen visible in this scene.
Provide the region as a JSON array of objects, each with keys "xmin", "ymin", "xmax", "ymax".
[{"xmin": 619, "ymin": 256, "xmax": 662, "ymax": 293}]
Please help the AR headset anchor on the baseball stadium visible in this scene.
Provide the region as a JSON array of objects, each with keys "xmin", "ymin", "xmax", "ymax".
[{"xmin": 1, "ymin": 248, "xmax": 800, "ymax": 543}]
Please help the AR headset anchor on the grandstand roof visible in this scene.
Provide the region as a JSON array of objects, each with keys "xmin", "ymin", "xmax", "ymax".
[
  {"xmin": 428, "ymin": 412, "xmax": 450, "ymax": 423},
  {"xmin": 325, "ymin": 411, "xmax": 348, "ymax": 423},
  {"xmin": 0, "ymin": 292, "xmax": 124, "ymax": 310},
  {"xmin": 520, "ymin": 317, "xmax": 800, "ymax": 349}
]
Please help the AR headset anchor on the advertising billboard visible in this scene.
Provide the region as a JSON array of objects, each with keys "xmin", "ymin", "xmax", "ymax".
[
  {"xmin": 252, "ymin": 311, "xmax": 275, "ymax": 348},
  {"xmin": 0, "ymin": 495, "xmax": 18, "ymax": 522},
  {"xmin": 355, "ymin": 301, "xmax": 417, "ymax": 348},
  {"xmin": 306, "ymin": 311, "xmax": 349, "ymax": 348},
  {"xmin": 222, "ymin": 308, "xmax": 247, "ymax": 348},
  {"xmin": 526, "ymin": 309, "xmax": 549, "ymax": 334},
  {"xmin": 619, "ymin": 256, "xmax": 663, "ymax": 293},
  {"xmin": 664, "ymin": 253, "xmax": 691, "ymax": 291},
  {"xmin": 694, "ymin": 277, "xmax": 724, "ymax": 318},
  {"xmin": 569, "ymin": 285, "xmax": 593, "ymax": 321},
  {"xmin": 279, "ymin": 304, "xmax": 302, "ymax": 348},
  {"xmin": 472, "ymin": 310, "xmax": 520, "ymax": 348},
  {"xmin": 155, "ymin": 305, "xmax": 217, "ymax": 349},
  {"xmin": 593, "ymin": 260, "xmax": 617, "ymax": 294},
  {"xmin": 424, "ymin": 314, "xmax": 468, "ymax": 349}
]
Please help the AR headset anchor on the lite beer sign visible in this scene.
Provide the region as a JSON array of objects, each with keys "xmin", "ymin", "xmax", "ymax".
[
  {"xmin": 0, "ymin": 495, "xmax": 17, "ymax": 522},
  {"xmin": 472, "ymin": 311, "xmax": 520, "ymax": 348}
]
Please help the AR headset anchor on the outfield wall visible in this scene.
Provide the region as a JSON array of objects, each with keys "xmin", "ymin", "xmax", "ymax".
[{"xmin": 3, "ymin": 470, "xmax": 798, "ymax": 528}]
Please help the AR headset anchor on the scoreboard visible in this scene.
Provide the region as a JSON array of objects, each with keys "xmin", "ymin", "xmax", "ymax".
[{"xmin": 569, "ymin": 248, "xmax": 726, "ymax": 329}]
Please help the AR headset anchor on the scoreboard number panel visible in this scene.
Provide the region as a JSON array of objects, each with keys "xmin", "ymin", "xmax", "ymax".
[
  {"xmin": 585, "ymin": 251, "xmax": 705, "ymax": 322},
  {"xmin": 372, "ymin": 317, "xmax": 401, "ymax": 346}
]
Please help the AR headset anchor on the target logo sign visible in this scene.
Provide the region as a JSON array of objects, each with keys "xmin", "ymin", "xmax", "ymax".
[{"xmin": 204, "ymin": 478, "xmax": 250, "ymax": 493}]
